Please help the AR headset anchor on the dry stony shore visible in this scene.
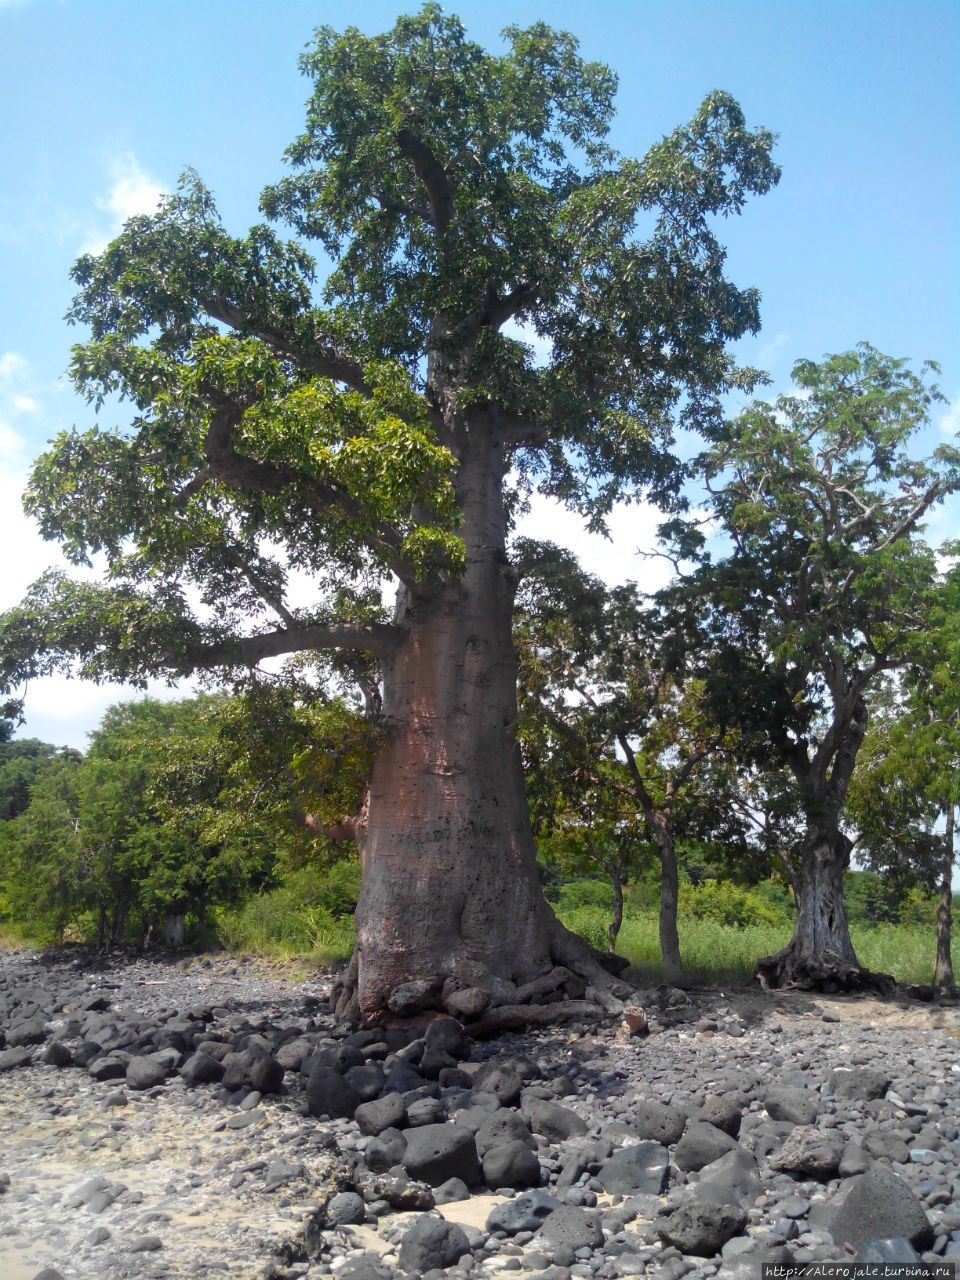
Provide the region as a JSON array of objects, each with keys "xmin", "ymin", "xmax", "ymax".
[{"xmin": 2, "ymin": 945, "xmax": 960, "ymax": 1280}]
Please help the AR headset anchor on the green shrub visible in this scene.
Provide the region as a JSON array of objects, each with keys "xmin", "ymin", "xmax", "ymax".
[
  {"xmin": 843, "ymin": 870, "xmax": 904, "ymax": 925},
  {"xmin": 622, "ymin": 879, "xmax": 660, "ymax": 914},
  {"xmin": 558, "ymin": 904, "xmax": 611, "ymax": 951},
  {"xmin": 556, "ymin": 880, "xmax": 615, "ymax": 912},
  {"xmin": 749, "ymin": 879, "xmax": 796, "ymax": 918},
  {"xmin": 316, "ymin": 859, "xmax": 362, "ymax": 917},
  {"xmin": 213, "ymin": 860, "xmax": 358, "ymax": 960},
  {"xmin": 678, "ymin": 879, "xmax": 792, "ymax": 927}
]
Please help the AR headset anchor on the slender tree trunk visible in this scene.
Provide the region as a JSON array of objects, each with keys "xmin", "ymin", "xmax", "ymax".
[
  {"xmin": 163, "ymin": 912, "xmax": 187, "ymax": 948},
  {"xmin": 332, "ymin": 427, "xmax": 629, "ymax": 1025},
  {"xmin": 607, "ymin": 859, "xmax": 624, "ymax": 952},
  {"xmin": 653, "ymin": 818, "xmax": 683, "ymax": 978},
  {"xmin": 935, "ymin": 804, "xmax": 955, "ymax": 988}
]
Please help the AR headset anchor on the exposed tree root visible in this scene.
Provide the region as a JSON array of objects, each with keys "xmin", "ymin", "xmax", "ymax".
[
  {"xmin": 330, "ymin": 953, "xmax": 362, "ymax": 1023},
  {"xmin": 546, "ymin": 917, "xmax": 634, "ymax": 1012},
  {"xmin": 329, "ymin": 915, "xmax": 635, "ymax": 1029},
  {"xmin": 463, "ymin": 999, "xmax": 608, "ymax": 1037},
  {"xmin": 755, "ymin": 946, "xmax": 895, "ymax": 995}
]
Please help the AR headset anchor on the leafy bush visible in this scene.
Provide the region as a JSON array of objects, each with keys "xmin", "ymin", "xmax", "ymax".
[
  {"xmin": 622, "ymin": 879, "xmax": 661, "ymax": 913},
  {"xmin": 894, "ymin": 886, "xmax": 959, "ymax": 928},
  {"xmin": 842, "ymin": 870, "xmax": 904, "ymax": 925},
  {"xmin": 748, "ymin": 878, "xmax": 796, "ymax": 917},
  {"xmin": 556, "ymin": 879, "xmax": 615, "ymax": 912},
  {"xmin": 317, "ymin": 859, "xmax": 362, "ymax": 917},
  {"xmin": 213, "ymin": 861, "xmax": 359, "ymax": 960},
  {"xmin": 678, "ymin": 878, "xmax": 792, "ymax": 927}
]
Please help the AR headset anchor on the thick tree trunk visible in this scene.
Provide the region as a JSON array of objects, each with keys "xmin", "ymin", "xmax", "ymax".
[
  {"xmin": 934, "ymin": 805, "xmax": 955, "ymax": 988},
  {"xmin": 163, "ymin": 912, "xmax": 187, "ymax": 948},
  {"xmin": 655, "ymin": 824, "xmax": 683, "ymax": 978},
  {"xmin": 758, "ymin": 705, "xmax": 892, "ymax": 994},
  {"xmin": 331, "ymin": 431, "xmax": 630, "ymax": 1025},
  {"xmin": 756, "ymin": 826, "xmax": 892, "ymax": 993}
]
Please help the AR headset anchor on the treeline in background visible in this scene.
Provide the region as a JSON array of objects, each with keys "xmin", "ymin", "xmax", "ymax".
[{"xmin": 1, "ymin": 690, "xmax": 955, "ymax": 987}]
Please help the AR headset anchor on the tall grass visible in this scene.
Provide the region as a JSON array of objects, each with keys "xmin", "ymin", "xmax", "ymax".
[
  {"xmin": 214, "ymin": 899, "xmax": 355, "ymax": 962},
  {"xmin": 849, "ymin": 923, "xmax": 952, "ymax": 986},
  {"xmin": 211, "ymin": 881, "xmax": 955, "ymax": 985},
  {"xmin": 11, "ymin": 854, "xmax": 938, "ymax": 985},
  {"xmin": 557, "ymin": 903, "xmax": 958, "ymax": 986},
  {"xmin": 213, "ymin": 865, "xmax": 357, "ymax": 963},
  {"xmin": 558, "ymin": 904, "xmax": 792, "ymax": 983}
]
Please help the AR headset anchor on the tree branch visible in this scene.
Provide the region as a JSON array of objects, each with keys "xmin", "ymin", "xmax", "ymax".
[
  {"xmin": 374, "ymin": 192, "xmax": 431, "ymax": 222},
  {"xmin": 199, "ymin": 396, "xmax": 426, "ymax": 591},
  {"xmin": 220, "ymin": 544, "xmax": 297, "ymax": 628},
  {"xmin": 396, "ymin": 128, "xmax": 456, "ymax": 243},
  {"xmin": 874, "ymin": 480, "xmax": 950, "ymax": 552},
  {"xmin": 615, "ymin": 731, "xmax": 657, "ymax": 820},
  {"xmin": 481, "ymin": 282, "xmax": 539, "ymax": 330},
  {"xmin": 294, "ymin": 808, "xmax": 363, "ymax": 846},
  {"xmin": 197, "ymin": 619, "xmax": 400, "ymax": 668},
  {"xmin": 496, "ymin": 409, "xmax": 549, "ymax": 448},
  {"xmin": 205, "ymin": 295, "xmax": 374, "ymax": 395}
]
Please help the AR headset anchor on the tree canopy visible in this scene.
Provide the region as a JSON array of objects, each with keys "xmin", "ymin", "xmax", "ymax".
[{"xmin": 0, "ymin": 6, "xmax": 779, "ymax": 708}]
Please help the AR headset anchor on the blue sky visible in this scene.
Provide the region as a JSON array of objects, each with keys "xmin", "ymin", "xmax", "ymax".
[{"xmin": 1, "ymin": 0, "xmax": 958, "ymax": 750}]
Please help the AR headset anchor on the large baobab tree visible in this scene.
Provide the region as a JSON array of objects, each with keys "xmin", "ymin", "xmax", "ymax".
[{"xmin": 0, "ymin": 6, "xmax": 778, "ymax": 1022}]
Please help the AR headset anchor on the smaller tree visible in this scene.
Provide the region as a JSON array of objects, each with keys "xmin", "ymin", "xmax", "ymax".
[
  {"xmin": 849, "ymin": 564, "xmax": 960, "ymax": 987},
  {"xmin": 668, "ymin": 345, "xmax": 959, "ymax": 989},
  {"xmin": 516, "ymin": 542, "xmax": 734, "ymax": 974},
  {"xmin": 4, "ymin": 695, "xmax": 300, "ymax": 945},
  {"xmin": 2, "ymin": 755, "xmax": 85, "ymax": 940},
  {"xmin": 531, "ymin": 782, "xmax": 652, "ymax": 954},
  {"xmin": 0, "ymin": 734, "xmax": 78, "ymax": 822}
]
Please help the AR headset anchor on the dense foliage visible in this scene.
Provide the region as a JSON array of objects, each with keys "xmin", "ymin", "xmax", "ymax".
[
  {"xmin": 0, "ymin": 693, "xmax": 370, "ymax": 945},
  {"xmin": 0, "ymin": 4, "xmax": 779, "ymax": 704}
]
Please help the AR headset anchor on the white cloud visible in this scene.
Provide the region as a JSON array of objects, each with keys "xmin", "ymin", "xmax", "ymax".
[
  {"xmin": 0, "ymin": 348, "xmax": 194, "ymax": 749},
  {"xmin": 515, "ymin": 491, "xmax": 675, "ymax": 592},
  {"xmin": 757, "ymin": 332, "xmax": 790, "ymax": 368},
  {"xmin": 0, "ymin": 421, "xmax": 25, "ymax": 459},
  {"xmin": 0, "ymin": 463, "xmax": 196, "ymax": 750},
  {"xmin": 0, "ymin": 351, "xmax": 43, "ymax": 454},
  {"xmin": 97, "ymin": 153, "xmax": 164, "ymax": 221},
  {"xmin": 16, "ymin": 673, "xmax": 194, "ymax": 753},
  {"xmin": 502, "ymin": 318, "xmax": 553, "ymax": 369},
  {"xmin": 81, "ymin": 153, "xmax": 164, "ymax": 254},
  {"xmin": 0, "ymin": 351, "xmax": 28, "ymax": 381},
  {"xmin": 0, "ymin": 461, "xmax": 60, "ymax": 602}
]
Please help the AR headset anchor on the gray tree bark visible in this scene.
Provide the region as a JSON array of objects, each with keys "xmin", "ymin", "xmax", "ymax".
[
  {"xmin": 656, "ymin": 824, "xmax": 683, "ymax": 979},
  {"xmin": 757, "ymin": 696, "xmax": 893, "ymax": 992},
  {"xmin": 934, "ymin": 804, "xmax": 955, "ymax": 988},
  {"xmin": 606, "ymin": 857, "xmax": 624, "ymax": 952}
]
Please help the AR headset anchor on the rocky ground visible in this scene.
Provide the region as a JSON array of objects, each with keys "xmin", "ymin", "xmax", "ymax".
[{"xmin": 2, "ymin": 946, "xmax": 960, "ymax": 1280}]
